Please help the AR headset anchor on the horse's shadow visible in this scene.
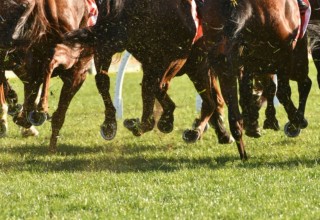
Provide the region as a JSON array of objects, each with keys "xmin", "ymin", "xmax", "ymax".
[{"xmin": 0, "ymin": 143, "xmax": 318, "ymax": 173}]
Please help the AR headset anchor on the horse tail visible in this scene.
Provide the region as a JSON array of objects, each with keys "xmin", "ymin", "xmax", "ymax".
[
  {"xmin": 223, "ymin": 0, "xmax": 253, "ymax": 41},
  {"xmin": 12, "ymin": 0, "xmax": 49, "ymax": 46}
]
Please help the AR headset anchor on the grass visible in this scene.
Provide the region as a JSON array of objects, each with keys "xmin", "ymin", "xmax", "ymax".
[{"xmin": 0, "ymin": 62, "xmax": 320, "ymax": 219}]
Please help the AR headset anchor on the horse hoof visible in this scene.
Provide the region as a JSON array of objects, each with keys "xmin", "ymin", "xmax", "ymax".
[
  {"xmin": 0, "ymin": 121, "xmax": 8, "ymax": 138},
  {"xmin": 100, "ymin": 122, "xmax": 117, "ymax": 140},
  {"xmin": 245, "ymin": 129, "xmax": 261, "ymax": 138},
  {"xmin": 157, "ymin": 119, "xmax": 173, "ymax": 133},
  {"xmin": 20, "ymin": 126, "xmax": 39, "ymax": 137},
  {"xmin": 123, "ymin": 118, "xmax": 142, "ymax": 136},
  {"xmin": 218, "ymin": 134, "xmax": 235, "ymax": 144},
  {"xmin": 182, "ymin": 129, "xmax": 201, "ymax": 143},
  {"xmin": 263, "ymin": 119, "xmax": 280, "ymax": 131},
  {"xmin": 27, "ymin": 111, "xmax": 47, "ymax": 126},
  {"xmin": 8, "ymin": 104, "xmax": 23, "ymax": 116},
  {"xmin": 300, "ymin": 118, "xmax": 308, "ymax": 129},
  {"xmin": 284, "ymin": 122, "xmax": 301, "ymax": 137}
]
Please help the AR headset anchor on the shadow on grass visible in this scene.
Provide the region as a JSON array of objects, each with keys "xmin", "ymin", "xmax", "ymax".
[{"xmin": 0, "ymin": 143, "xmax": 318, "ymax": 173}]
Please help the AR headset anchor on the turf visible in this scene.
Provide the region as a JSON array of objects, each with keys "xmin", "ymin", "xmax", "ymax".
[{"xmin": 0, "ymin": 62, "xmax": 319, "ymax": 219}]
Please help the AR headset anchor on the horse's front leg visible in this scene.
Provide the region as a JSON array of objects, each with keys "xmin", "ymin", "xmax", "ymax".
[
  {"xmin": 95, "ymin": 53, "xmax": 117, "ymax": 140},
  {"xmin": 124, "ymin": 70, "xmax": 156, "ymax": 136},
  {"xmin": 49, "ymin": 68, "xmax": 87, "ymax": 153},
  {"xmin": 27, "ymin": 59, "xmax": 58, "ymax": 126}
]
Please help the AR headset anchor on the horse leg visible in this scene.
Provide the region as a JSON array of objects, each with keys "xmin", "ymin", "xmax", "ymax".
[
  {"xmin": 295, "ymin": 75, "xmax": 312, "ymax": 129},
  {"xmin": 182, "ymin": 66, "xmax": 216, "ymax": 143},
  {"xmin": 263, "ymin": 74, "xmax": 280, "ymax": 130},
  {"xmin": 124, "ymin": 67, "xmax": 156, "ymax": 136},
  {"xmin": 0, "ymin": 71, "xmax": 8, "ymax": 138},
  {"xmin": 94, "ymin": 53, "xmax": 117, "ymax": 140},
  {"xmin": 311, "ymin": 39, "xmax": 320, "ymax": 88},
  {"xmin": 28, "ymin": 59, "xmax": 58, "ymax": 126},
  {"xmin": 4, "ymin": 79, "xmax": 23, "ymax": 116},
  {"xmin": 154, "ymin": 85, "xmax": 176, "ymax": 134},
  {"xmin": 277, "ymin": 74, "xmax": 301, "ymax": 137},
  {"xmin": 207, "ymin": 69, "xmax": 233, "ymax": 144},
  {"xmin": 220, "ymin": 73, "xmax": 247, "ymax": 159},
  {"xmin": 239, "ymin": 69, "xmax": 261, "ymax": 138},
  {"xmin": 49, "ymin": 69, "xmax": 87, "ymax": 153}
]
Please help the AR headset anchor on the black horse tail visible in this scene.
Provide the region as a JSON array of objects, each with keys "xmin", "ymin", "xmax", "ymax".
[{"xmin": 307, "ymin": 21, "xmax": 320, "ymax": 88}]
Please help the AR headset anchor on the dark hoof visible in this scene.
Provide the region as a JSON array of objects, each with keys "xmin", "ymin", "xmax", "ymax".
[
  {"xmin": 0, "ymin": 121, "xmax": 7, "ymax": 138},
  {"xmin": 245, "ymin": 129, "xmax": 261, "ymax": 138},
  {"xmin": 100, "ymin": 121, "xmax": 117, "ymax": 140},
  {"xmin": 218, "ymin": 134, "xmax": 235, "ymax": 144},
  {"xmin": 8, "ymin": 104, "xmax": 23, "ymax": 116},
  {"xmin": 157, "ymin": 114, "xmax": 174, "ymax": 133},
  {"xmin": 284, "ymin": 122, "xmax": 301, "ymax": 137},
  {"xmin": 300, "ymin": 118, "xmax": 308, "ymax": 129},
  {"xmin": 182, "ymin": 129, "xmax": 201, "ymax": 143},
  {"xmin": 192, "ymin": 118, "xmax": 208, "ymax": 133},
  {"xmin": 263, "ymin": 118, "xmax": 280, "ymax": 131},
  {"xmin": 123, "ymin": 118, "xmax": 142, "ymax": 136},
  {"xmin": 27, "ymin": 111, "xmax": 47, "ymax": 126}
]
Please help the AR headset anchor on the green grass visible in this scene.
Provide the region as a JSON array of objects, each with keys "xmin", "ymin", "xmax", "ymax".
[{"xmin": 1, "ymin": 62, "xmax": 320, "ymax": 219}]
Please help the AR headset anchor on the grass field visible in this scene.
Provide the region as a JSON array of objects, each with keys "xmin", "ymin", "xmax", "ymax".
[{"xmin": 1, "ymin": 62, "xmax": 320, "ymax": 219}]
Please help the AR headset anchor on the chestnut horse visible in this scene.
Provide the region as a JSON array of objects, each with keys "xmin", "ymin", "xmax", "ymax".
[
  {"xmin": 1, "ymin": 0, "xmax": 93, "ymax": 152},
  {"xmin": 64, "ymin": 0, "xmax": 233, "ymax": 148},
  {"xmin": 241, "ymin": 0, "xmax": 319, "ymax": 138},
  {"xmin": 199, "ymin": 0, "xmax": 301, "ymax": 159}
]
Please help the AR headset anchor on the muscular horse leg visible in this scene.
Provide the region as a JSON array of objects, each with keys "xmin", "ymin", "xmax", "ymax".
[
  {"xmin": 49, "ymin": 69, "xmax": 87, "ymax": 152},
  {"xmin": 94, "ymin": 53, "xmax": 117, "ymax": 140},
  {"xmin": 310, "ymin": 38, "xmax": 320, "ymax": 88}
]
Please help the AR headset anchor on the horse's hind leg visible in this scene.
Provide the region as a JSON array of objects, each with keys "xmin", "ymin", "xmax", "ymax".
[
  {"xmin": 49, "ymin": 68, "xmax": 87, "ymax": 152},
  {"xmin": 154, "ymin": 85, "xmax": 176, "ymax": 134},
  {"xmin": 263, "ymin": 74, "xmax": 280, "ymax": 130},
  {"xmin": 311, "ymin": 38, "xmax": 320, "ymax": 88},
  {"xmin": 295, "ymin": 76, "xmax": 312, "ymax": 129}
]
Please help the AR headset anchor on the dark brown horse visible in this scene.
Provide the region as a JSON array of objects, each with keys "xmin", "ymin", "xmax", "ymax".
[
  {"xmin": 1, "ymin": 0, "xmax": 93, "ymax": 152},
  {"xmin": 64, "ymin": 0, "xmax": 233, "ymax": 149},
  {"xmin": 0, "ymin": 0, "xmax": 47, "ymax": 138},
  {"xmin": 65, "ymin": 0, "xmax": 302, "ymax": 160}
]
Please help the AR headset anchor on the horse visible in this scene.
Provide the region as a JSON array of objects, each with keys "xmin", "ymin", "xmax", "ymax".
[
  {"xmin": 240, "ymin": 32, "xmax": 310, "ymax": 138},
  {"xmin": 63, "ymin": 0, "xmax": 233, "ymax": 149},
  {"xmin": 1, "ymin": 0, "xmax": 93, "ymax": 152},
  {"xmin": 197, "ymin": 0, "xmax": 302, "ymax": 159},
  {"xmin": 241, "ymin": 0, "xmax": 319, "ymax": 138},
  {"xmin": 0, "ymin": 0, "xmax": 47, "ymax": 138}
]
